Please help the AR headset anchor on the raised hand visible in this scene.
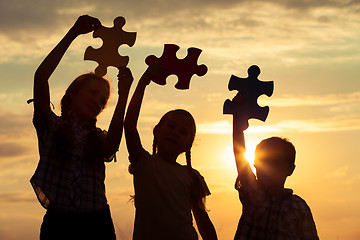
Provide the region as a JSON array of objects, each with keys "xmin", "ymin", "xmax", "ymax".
[
  {"xmin": 141, "ymin": 64, "xmax": 168, "ymax": 85},
  {"xmin": 70, "ymin": 15, "xmax": 102, "ymax": 36},
  {"xmin": 117, "ymin": 67, "xmax": 134, "ymax": 95}
]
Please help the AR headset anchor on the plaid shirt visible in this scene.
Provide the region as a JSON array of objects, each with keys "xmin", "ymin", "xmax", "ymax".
[
  {"xmin": 31, "ymin": 111, "xmax": 112, "ymax": 212},
  {"xmin": 235, "ymin": 180, "xmax": 319, "ymax": 240}
]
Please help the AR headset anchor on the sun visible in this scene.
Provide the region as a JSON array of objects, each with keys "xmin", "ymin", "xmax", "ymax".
[
  {"xmin": 223, "ymin": 141, "xmax": 257, "ymax": 175},
  {"xmin": 244, "ymin": 141, "xmax": 257, "ymax": 174}
]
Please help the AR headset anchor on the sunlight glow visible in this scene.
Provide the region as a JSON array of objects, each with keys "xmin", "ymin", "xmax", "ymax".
[
  {"xmin": 224, "ymin": 141, "xmax": 257, "ymax": 175},
  {"xmin": 224, "ymin": 146, "xmax": 236, "ymax": 168},
  {"xmin": 245, "ymin": 142, "xmax": 257, "ymax": 175}
]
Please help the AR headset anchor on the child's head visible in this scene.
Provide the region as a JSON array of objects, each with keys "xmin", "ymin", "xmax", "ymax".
[
  {"xmin": 153, "ymin": 109, "xmax": 196, "ymax": 161},
  {"xmin": 61, "ymin": 73, "xmax": 110, "ymax": 122},
  {"xmin": 254, "ymin": 137, "xmax": 296, "ymax": 189}
]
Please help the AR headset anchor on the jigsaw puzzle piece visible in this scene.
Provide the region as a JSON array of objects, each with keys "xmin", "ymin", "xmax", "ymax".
[
  {"xmin": 223, "ymin": 65, "xmax": 274, "ymax": 130},
  {"xmin": 84, "ymin": 16, "xmax": 136, "ymax": 76},
  {"xmin": 145, "ymin": 44, "xmax": 207, "ymax": 89},
  {"xmin": 176, "ymin": 47, "xmax": 208, "ymax": 89},
  {"xmin": 145, "ymin": 44, "xmax": 180, "ymax": 86}
]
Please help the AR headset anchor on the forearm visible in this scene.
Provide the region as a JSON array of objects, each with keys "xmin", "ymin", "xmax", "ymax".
[
  {"xmin": 198, "ymin": 222, "xmax": 217, "ymax": 240},
  {"xmin": 233, "ymin": 116, "xmax": 257, "ymax": 188},
  {"xmin": 193, "ymin": 208, "xmax": 217, "ymax": 240},
  {"xmin": 124, "ymin": 78, "xmax": 147, "ymax": 131},
  {"xmin": 103, "ymin": 92, "xmax": 130, "ymax": 159},
  {"xmin": 233, "ymin": 116, "xmax": 247, "ymax": 172},
  {"xmin": 33, "ymin": 28, "xmax": 78, "ymax": 114},
  {"xmin": 123, "ymin": 74, "xmax": 150, "ymax": 159}
]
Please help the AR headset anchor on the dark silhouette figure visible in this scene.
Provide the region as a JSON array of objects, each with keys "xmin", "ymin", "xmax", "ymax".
[
  {"xmin": 124, "ymin": 66, "xmax": 218, "ymax": 240},
  {"xmin": 231, "ymin": 92, "xmax": 319, "ymax": 239},
  {"xmin": 30, "ymin": 15, "xmax": 132, "ymax": 240}
]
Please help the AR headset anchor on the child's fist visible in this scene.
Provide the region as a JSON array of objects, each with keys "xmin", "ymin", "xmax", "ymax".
[
  {"xmin": 232, "ymin": 92, "xmax": 245, "ymax": 104},
  {"xmin": 71, "ymin": 15, "xmax": 102, "ymax": 36},
  {"xmin": 141, "ymin": 64, "xmax": 168, "ymax": 85},
  {"xmin": 117, "ymin": 67, "xmax": 133, "ymax": 94}
]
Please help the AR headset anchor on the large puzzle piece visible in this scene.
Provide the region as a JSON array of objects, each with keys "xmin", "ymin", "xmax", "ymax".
[
  {"xmin": 223, "ymin": 65, "xmax": 274, "ymax": 130},
  {"xmin": 84, "ymin": 16, "xmax": 136, "ymax": 76},
  {"xmin": 145, "ymin": 44, "xmax": 207, "ymax": 89}
]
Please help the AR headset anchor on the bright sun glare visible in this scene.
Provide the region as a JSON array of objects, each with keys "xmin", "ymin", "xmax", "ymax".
[{"xmin": 224, "ymin": 141, "xmax": 257, "ymax": 174}]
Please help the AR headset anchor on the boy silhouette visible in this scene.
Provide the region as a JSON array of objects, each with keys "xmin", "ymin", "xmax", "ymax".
[{"xmin": 232, "ymin": 93, "xmax": 319, "ymax": 239}]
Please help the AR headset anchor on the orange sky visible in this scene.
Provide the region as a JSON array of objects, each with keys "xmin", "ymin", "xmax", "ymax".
[{"xmin": 0, "ymin": 1, "xmax": 360, "ymax": 239}]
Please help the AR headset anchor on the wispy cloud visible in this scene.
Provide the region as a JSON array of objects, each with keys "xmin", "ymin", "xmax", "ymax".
[
  {"xmin": 0, "ymin": 110, "xmax": 33, "ymax": 136},
  {"xmin": 1, "ymin": 0, "xmax": 359, "ymax": 64},
  {"xmin": 265, "ymin": 92, "xmax": 360, "ymax": 107},
  {"xmin": 198, "ymin": 91, "xmax": 360, "ymax": 134},
  {"xmin": 198, "ymin": 114, "xmax": 360, "ymax": 134},
  {"xmin": 0, "ymin": 192, "xmax": 35, "ymax": 204},
  {"xmin": 0, "ymin": 142, "xmax": 32, "ymax": 159},
  {"xmin": 276, "ymin": 115, "xmax": 360, "ymax": 132}
]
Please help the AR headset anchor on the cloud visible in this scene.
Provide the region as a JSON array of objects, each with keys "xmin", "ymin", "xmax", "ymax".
[
  {"xmin": 0, "ymin": 192, "xmax": 35, "ymax": 204},
  {"xmin": 197, "ymin": 120, "xmax": 285, "ymax": 134},
  {"xmin": 198, "ymin": 114, "xmax": 360, "ymax": 134},
  {"xmin": 0, "ymin": 1, "xmax": 93, "ymax": 34},
  {"xmin": 1, "ymin": 0, "xmax": 359, "ymax": 64},
  {"xmin": 1, "ymin": 0, "xmax": 357, "ymax": 38},
  {"xmin": 0, "ymin": 142, "xmax": 31, "ymax": 158},
  {"xmin": 0, "ymin": 109, "xmax": 36, "ymax": 160},
  {"xmin": 197, "ymin": 121, "xmax": 232, "ymax": 134},
  {"xmin": 267, "ymin": 91, "xmax": 360, "ymax": 107},
  {"xmin": 198, "ymin": 91, "xmax": 360, "ymax": 134},
  {"xmin": 0, "ymin": 110, "xmax": 33, "ymax": 136},
  {"xmin": 328, "ymin": 166, "xmax": 349, "ymax": 177},
  {"xmin": 276, "ymin": 115, "xmax": 360, "ymax": 132}
]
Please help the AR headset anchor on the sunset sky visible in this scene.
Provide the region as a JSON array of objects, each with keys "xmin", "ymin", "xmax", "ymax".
[{"xmin": 1, "ymin": 0, "xmax": 360, "ymax": 239}]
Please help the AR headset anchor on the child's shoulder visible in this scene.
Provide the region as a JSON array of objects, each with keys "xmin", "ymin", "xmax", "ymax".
[
  {"xmin": 188, "ymin": 167, "xmax": 211, "ymax": 197},
  {"xmin": 189, "ymin": 167, "xmax": 203, "ymax": 178},
  {"xmin": 179, "ymin": 165, "xmax": 203, "ymax": 178},
  {"xmin": 33, "ymin": 110, "xmax": 62, "ymax": 130},
  {"xmin": 289, "ymin": 193, "xmax": 312, "ymax": 212}
]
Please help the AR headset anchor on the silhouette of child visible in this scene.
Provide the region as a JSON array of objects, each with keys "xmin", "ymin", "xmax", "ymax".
[
  {"xmin": 30, "ymin": 15, "xmax": 133, "ymax": 240},
  {"xmin": 231, "ymin": 93, "xmax": 319, "ymax": 239},
  {"xmin": 124, "ymin": 66, "xmax": 218, "ymax": 240}
]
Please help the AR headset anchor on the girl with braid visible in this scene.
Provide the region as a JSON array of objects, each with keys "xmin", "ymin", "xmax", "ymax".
[{"xmin": 124, "ymin": 65, "xmax": 218, "ymax": 240}]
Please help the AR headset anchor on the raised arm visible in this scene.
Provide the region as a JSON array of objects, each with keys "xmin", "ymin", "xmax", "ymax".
[
  {"xmin": 102, "ymin": 67, "xmax": 133, "ymax": 160},
  {"xmin": 123, "ymin": 68, "xmax": 152, "ymax": 160},
  {"xmin": 124, "ymin": 65, "xmax": 167, "ymax": 161},
  {"xmin": 33, "ymin": 15, "xmax": 101, "ymax": 116},
  {"xmin": 232, "ymin": 94, "xmax": 256, "ymax": 188}
]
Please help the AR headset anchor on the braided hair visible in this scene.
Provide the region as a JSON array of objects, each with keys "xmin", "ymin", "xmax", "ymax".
[{"xmin": 152, "ymin": 133, "xmax": 193, "ymax": 172}]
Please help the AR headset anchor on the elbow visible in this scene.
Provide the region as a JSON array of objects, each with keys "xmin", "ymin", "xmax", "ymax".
[
  {"xmin": 103, "ymin": 146, "xmax": 117, "ymax": 162},
  {"xmin": 34, "ymin": 69, "xmax": 46, "ymax": 82}
]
